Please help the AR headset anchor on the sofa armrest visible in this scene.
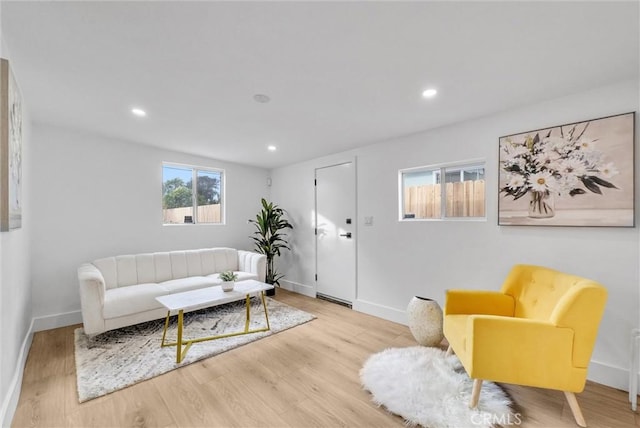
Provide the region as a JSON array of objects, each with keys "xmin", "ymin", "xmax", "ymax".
[
  {"xmin": 237, "ymin": 250, "xmax": 267, "ymax": 283},
  {"xmin": 78, "ymin": 263, "xmax": 106, "ymax": 335},
  {"xmin": 445, "ymin": 289, "xmax": 514, "ymax": 317}
]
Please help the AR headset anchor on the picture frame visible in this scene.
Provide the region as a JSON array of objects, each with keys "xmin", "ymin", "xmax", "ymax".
[
  {"xmin": 498, "ymin": 112, "xmax": 635, "ymax": 227},
  {"xmin": 0, "ymin": 58, "xmax": 23, "ymax": 231}
]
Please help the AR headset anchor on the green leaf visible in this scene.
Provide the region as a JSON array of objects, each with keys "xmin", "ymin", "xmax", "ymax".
[
  {"xmin": 512, "ymin": 187, "xmax": 529, "ymax": 200},
  {"xmin": 532, "ymin": 133, "xmax": 540, "ymax": 145},
  {"xmin": 580, "ymin": 177, "xmax": 602, "ymax": 195},
  {"xmin": 589, "ymin": 176, "xmax": 617, "ymax": 189}
]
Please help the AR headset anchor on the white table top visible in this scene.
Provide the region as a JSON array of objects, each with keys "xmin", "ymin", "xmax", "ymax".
[{"xmin": 155, "ymin": 279, "xmax": 274, "ymax": 312}]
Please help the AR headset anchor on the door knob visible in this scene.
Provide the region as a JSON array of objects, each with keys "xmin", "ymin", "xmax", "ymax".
[{"xmin": 339, "ymin": 232, "xmax": 352, "ymax": 238}]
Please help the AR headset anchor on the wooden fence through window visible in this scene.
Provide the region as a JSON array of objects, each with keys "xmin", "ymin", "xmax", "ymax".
[
  {"xmin": 163, "ymin": 204, "xmax": 221, "ymax": 224},
  {"xmin": 404, "ymin": 180, "xmax": 485, "ymax": 218}
]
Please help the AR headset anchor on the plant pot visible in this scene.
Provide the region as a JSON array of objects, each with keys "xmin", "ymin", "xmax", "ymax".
[
  {"xmin": 221, "ymin": 281, "xmax": 235, "ymax": 292},
  {"xmin": 265, "ymin": 287, "xmax": 276, "ymax": 297},
  {"xmin": 406, "ymin": 296, "xmax": 444, "ymax": 347}
]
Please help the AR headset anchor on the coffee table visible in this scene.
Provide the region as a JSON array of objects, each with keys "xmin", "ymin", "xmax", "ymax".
[{"xmin": 155, "ymin": 279, "xmax": 274, "ymax": 363}]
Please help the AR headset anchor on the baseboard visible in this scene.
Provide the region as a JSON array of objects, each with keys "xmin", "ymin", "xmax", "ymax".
[
  {"xmin": 279, "ymin": 279, "xmax": 315, "ymax": 298},
  {"xmin": 588, "ymin": 360, "xmax": 631, "ymax": 392},
  {"xmin": 0, "ymin": 319, "xmax": 34, "ymax": 428},
  {"xmin": 32, "ymin": 310, "xmax": 82, "ymax": 332},
  {"xmin": 352, "ymin": 298, "xmax": 408, "ymax": 325}
]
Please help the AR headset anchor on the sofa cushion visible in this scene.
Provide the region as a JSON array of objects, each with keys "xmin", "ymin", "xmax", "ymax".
[
  {"xmin": 93, "ymin": 257, "xmax": 118, "ymax": 290},
  {"xmin": 170, "ymin": 252, "xmax": 189, "ymax": 279},
  {"xmin": 135, "ymin": 254, "xmax": 156, "ymax": 284},
  {"xmin": 116, "ymin": 255, "xmax": 139, "ymax": 287},
  {"xmin": 153, "ymin": 253, "xmax": 173, "ymax": 282},
  {"xmin": 159, "ymin": 276, "xmax": 220, "ymax": 293},
  {"xmin": 185, "ymin": 250, "xmax": 204, "ymax": 276},
  {"xmin": 93, "ymin": 248, "xmax": 242, "ymax": 288},
  {"xmin": 103, "ymin": 283, "xmax": 169, "ymax": 319},
  {"xmin": 201, "ymin": 248, "xmax": 239, "ymax": 274}
]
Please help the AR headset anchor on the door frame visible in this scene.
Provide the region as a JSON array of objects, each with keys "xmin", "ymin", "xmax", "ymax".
[{"xmin": 314, "ymin": 158, "xmax": 358, "ymax": 304}]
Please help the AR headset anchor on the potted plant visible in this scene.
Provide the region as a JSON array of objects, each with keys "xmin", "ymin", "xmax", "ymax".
[
  {"xmin": 249, "ymin": 198, "xmax": 293, "ymax": 296},
  {"xmin": 219, "ymin": 271, "xmax": 238, "ymax": 292}
]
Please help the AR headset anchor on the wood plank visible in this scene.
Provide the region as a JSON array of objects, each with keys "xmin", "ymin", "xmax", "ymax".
[
  {"xmin": 464, "ymin": 180, "xmax": 474, "ymax": 217},
  {"xmin": 474, "ymin": 179, "xmax": 485, "ymax": 216}
]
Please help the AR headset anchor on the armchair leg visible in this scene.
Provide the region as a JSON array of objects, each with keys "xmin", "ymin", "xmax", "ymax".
[
  {"xmin": 469, "ymin": 379, "xmax": 483, "ymax": 408},
  {"xmin": 445, "ymin": 345, "xmax": 453, "ymax": 356},
  {"xmin": 564, "ymin": 391, "xmax": 587, "ymax": 427}
]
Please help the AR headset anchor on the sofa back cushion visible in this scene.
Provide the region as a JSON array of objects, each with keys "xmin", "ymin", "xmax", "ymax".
[
  {"xmin": 94, "ymin": 248, "xmax": 239, "ymax": 289},
  {"xmin": 500, "ymin": 264, "xmax": 585, "ymax": 321}
]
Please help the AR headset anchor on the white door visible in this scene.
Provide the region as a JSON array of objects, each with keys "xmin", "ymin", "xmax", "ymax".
[{"xmin": 315, "ymin": 162, "xmax": 356, "ymax": 304}]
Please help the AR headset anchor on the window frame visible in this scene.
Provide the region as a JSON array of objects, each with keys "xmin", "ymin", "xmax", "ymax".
[
  {"xmin": 162, "ymin": 162, "xmax": 226, "ymax": 225},
  {"xmin": 399, "ymin": 159, "xmax": 486, "ymax": 222}
]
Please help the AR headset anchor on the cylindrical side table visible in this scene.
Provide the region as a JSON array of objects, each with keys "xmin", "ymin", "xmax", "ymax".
[{"xmin": 406, "ymin": 296, "xmax": 444, "ymax": 347}]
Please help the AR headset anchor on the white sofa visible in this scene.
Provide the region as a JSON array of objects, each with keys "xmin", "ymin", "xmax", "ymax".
[{"xmin": 78, "ymin": 247, "xmax": 266, "ymax": 335}]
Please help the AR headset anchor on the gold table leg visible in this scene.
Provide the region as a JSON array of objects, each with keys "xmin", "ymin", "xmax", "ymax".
[{"xmin": 261, "ymin": 291, "xmax": 271, "ymax": 330}]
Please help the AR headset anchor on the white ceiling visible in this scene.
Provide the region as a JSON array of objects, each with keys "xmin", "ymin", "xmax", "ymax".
[{"xmin": 2, "ymin": 1, "xmax": 638, "ymax": 169}]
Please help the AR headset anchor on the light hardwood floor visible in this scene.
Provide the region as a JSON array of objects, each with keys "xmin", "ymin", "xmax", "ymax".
[{"xmin": 12, "ymin": 289, "xmax": 639, "ymax": 428}]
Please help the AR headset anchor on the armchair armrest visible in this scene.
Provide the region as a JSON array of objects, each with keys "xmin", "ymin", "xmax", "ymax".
[
  {"xmin": 78, "ymin": 263, "xmax": 106, "ymax": 335},
  {"xmin": 445, "ymin": 290, "xmax": 514, "ymax": 317},
  {"xmin": 237, "ymin": 250, "xmax": 267, "ymax": 283},
  {"xmin": 464, "ymin": 315, "xmax": 581, "ymax": 391}
]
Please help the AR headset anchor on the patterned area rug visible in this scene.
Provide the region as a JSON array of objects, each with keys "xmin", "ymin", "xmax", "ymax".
[
  {"xmin": 360, "ymin": 347, "xmax": 515, "ymax": 428},
  {"xmin": 74, "ymin": 297, "xmax": 314, "ymax": 402}
]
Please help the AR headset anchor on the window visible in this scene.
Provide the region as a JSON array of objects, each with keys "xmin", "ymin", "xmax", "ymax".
[
  {"xmin": 162, "ymin": 163, "xmax": 224, "ymax": 224},
  {"xmin": 400, "ymin": 162, "xmax": 485, "ymax": 220}
]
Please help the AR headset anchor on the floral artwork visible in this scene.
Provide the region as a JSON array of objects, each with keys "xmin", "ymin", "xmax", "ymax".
[
  {"xmin": 1, "ymin": 58, "xmax": 23, "ymax": 231},
  {"xmin": 498, "ymin": 112, "xmax": 635, "ymax": 227}
]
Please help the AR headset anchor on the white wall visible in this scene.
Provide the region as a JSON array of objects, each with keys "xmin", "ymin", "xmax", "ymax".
[
  {"xmin": 270, "ymin": 79, "xmax": 639, "ymax": 390},
  {"xmin": 29, "ymin": 124, "xmax": 269, "ymax": 324},
  {"xmin": 0, "ymin": 30, "xmax": 34, "ymax": 426}
]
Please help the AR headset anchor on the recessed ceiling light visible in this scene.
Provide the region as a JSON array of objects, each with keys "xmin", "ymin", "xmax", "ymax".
[
  {"xmin": 422, "ymin": 88, "xmax": 438, "ymax": 98},
  {"xmin": 131, "ymin": 108, "xmax": 147, "ymax": 117},
  {"xmin": 267, "ymin": 145, "xmax": 277, "ymax": 152},
  {"xmin": 254, "ymin": 94, "xmax": 271, "ymax": 103}
]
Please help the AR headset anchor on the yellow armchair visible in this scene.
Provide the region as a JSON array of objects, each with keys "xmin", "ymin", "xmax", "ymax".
[{"xmin": 443, "ymin": 264, "xmax": 607, "ymax": 427}]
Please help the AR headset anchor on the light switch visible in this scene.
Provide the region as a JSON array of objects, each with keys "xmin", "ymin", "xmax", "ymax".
[{"xmin": 364, "ymin": 216, "xmax": 373, "ymax": 226}]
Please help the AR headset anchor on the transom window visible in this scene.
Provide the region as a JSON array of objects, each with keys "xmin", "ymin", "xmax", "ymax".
[
  {"xmin": 400, "ymin": 162, "xmax": 485, "ymax": 220},
  {"xmin": 162, "ymin": 163, "xmax": 224, "ymax": 224}
]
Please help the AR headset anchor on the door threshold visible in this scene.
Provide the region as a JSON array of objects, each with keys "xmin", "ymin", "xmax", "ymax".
[{"xmin": 316, "ymin": 293, "xmax": 352, "ymax": 309}]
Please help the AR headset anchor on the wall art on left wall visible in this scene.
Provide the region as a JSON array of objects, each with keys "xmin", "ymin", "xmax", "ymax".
[{"xmin": 0, "ymin": 58, "xmax": 23, "ymax": 231}]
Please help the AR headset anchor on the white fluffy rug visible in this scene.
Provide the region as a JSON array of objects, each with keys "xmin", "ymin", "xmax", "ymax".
[
  {"xmin": 360, "ymin": 347, "xmax": 514, "ymax": 428},
  {"xmin": 75, "ymin": 297, "xmax": 314, "ymax": 402}
]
